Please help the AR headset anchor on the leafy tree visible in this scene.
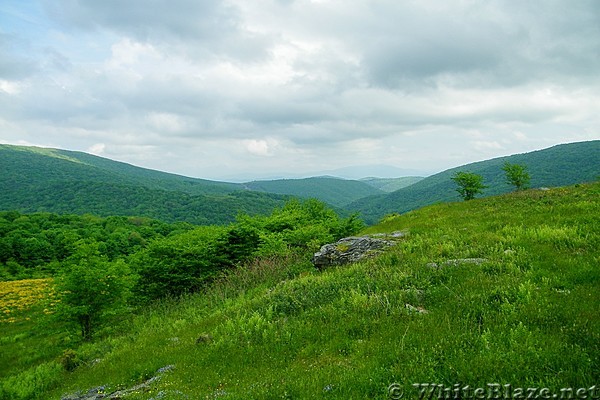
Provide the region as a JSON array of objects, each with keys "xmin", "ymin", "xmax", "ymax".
[
  {"xmin": 451, "ymin": 171, "xmax": 487, "ymax": 201},
  {"xmin": 132, "ymin": 226, "xmax": 225, "ymax": 301},
  {"xmin": 502, "ymin": 161, "xmax": 531, "ymax": 191},
  {"xmin": 214, "ymin": 225, "xmax": 262, "ymax": 268},
  {"xmin": 55, "ymin": 241, "xmax": 133, "ymax": 340}
]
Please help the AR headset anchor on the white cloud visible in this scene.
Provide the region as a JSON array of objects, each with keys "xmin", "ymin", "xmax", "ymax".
[
  {"xmin": 87, "ymin": 143, "xmax": 106, "ymax": 155},
  {"xmin": 244, "ymin": 139, "xmax": 274, "ymax": 156},
  {"xmin": 0, "ymin": 80, "xmax": 22, "ymax": 94},
  {"xmin": 0, "ymin": 0, "xmax": 598, "ymax": 180}
]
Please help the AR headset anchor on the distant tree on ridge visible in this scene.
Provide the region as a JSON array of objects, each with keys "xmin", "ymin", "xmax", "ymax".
[
  {"xmin": 451, "ymin": 171, "xmax": 487, "ymax": 201},
  {"xmin": 502, "ymin": 161, "xmax": 531, "ymax": 191}
]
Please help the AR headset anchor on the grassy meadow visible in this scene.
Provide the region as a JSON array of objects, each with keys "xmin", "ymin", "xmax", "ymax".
[{"xmin": 1, "ymin": 182, "xmax": 599, "ymax": 399}]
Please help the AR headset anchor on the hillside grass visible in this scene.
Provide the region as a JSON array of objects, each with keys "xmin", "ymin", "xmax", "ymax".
[
  {"xmin": 349, "ymin": 140, "xmax": 600, "ymax": 223},
  {"xmin": 3, "ymin": 183, "xmax": 599, "ymax": 399}
]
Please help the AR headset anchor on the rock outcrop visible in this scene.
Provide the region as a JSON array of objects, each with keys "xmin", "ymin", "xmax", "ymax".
[
  {"xmin": 312, "ymin": 232, "xmax": 406, "ymax": 269},
  {"xmin": 61, "ymin": 365, "xmax": 176, "ymax": 400}
]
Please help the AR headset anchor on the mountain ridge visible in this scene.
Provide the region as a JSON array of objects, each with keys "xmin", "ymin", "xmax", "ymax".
[
  {"xmin": 347, "ymin": 140, "xmax": 600, "ymax": 223},
  {"xmin": 0, "ymin": 144, "xmax": 426, "ymax": 218},
  {"xmin": 0, "ymin": 144, "xmax": 286, "ymax": 224},
  {"xmin": 2, "ymin": 141, "xmax": 598, "ymax": 225}
]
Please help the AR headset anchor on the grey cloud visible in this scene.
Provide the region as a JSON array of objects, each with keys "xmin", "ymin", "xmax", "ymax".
[
  {"xmin": 235, "ymin": 100, "xmax": 334, "ymax": 126},
  {"xmin": 2, "ymin": 0, "xmax": 599, "ymax": 180},
  {"xmin": 336, "ymin": 1, "xmax": 600, "ymax": 89},
  {"xmin": 42, "ymin": 0, "xmax": 272, "ymax": 61},
  {"xmin": 44, "ymin": 0, "xmax": 235, "ymax": 39},
  {"xmin": 363, "ymin": 36, "xmax": 503, "ymax": 88}
]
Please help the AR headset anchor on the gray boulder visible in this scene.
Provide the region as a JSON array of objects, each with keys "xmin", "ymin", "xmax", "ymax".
[{"xmin": 312, "ymin": 235, "xmax": 398, "ymax": 269}]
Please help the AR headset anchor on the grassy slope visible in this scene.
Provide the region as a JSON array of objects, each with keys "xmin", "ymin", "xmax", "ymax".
[
  {"xmin": 348, "ymin": 140, "xmax": 600, "ymax": 224},
  {"xmin": 31, "ymin": 182, "xmax": 599, "ymax": 399},
  {"xmin": 244, "ymin": 177, "xmax": 385, "ymax": 207}
]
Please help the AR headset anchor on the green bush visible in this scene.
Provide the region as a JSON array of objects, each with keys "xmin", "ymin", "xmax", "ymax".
[
  {"xmin": 0, "ymin": 362, "xmax": 63, "ymax": 400},
  {"xmin": 132, "ymin": 199, "xmax": 363, "ymax": 301}
]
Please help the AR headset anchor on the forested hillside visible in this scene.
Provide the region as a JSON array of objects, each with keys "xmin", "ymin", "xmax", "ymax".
[
  {"xmin": 0, "ymin": 211, "xmax": 192, "ymax": 280},
  {"xmin": 0, "ymin": 144, "xmax": 241, "ymax": 195},
  {"xmin": 360, "ymin": 176, "xmax": 424, "ymax": 192},
  {"xmin": 0, "ymin": 145, "xmax": 287, "ymax": 224},
  {"xmin": 349, "ymin": 140, "xmax": 600, "ymax": 223},
  {"xmin": 244, "ymin": 177, "xmax": 384, "ymax": 207},
  {"xmin": 3, "ymin": 141, "xmax": 597, "ymax": 226}
]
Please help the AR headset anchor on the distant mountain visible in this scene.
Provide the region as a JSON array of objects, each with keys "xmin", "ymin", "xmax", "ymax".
[
  {"xmin": 347, "ymin": 140, "xmax": 600, "ymax": 224},
  {"xmin": 1, "ymin": 144, "xmax": 242, "ymax": 195},
  {"xmin": 360, "ymin": 176, "xmax": 424, "ymax": 192},
  {"xmin": 308, "ymin": 164, "xmax": 430, "ymax": 180},
  {"xmin": 0, "ymin": 144, "xmax": 287, "ymax": 225},
  {"xmin": 4, "ymin": 141, "xmax": 597, "ymax": 226},
  {"xmin": 244, "ymin": 177, "xmax": 385, "ymax": 207}
]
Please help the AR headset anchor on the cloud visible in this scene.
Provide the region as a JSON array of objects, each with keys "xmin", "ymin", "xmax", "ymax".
[
  {"xmin": 0, "ymin": 0, "xmax": 598, "ymax": 180},
  {"xmin": 244, "ymin": 139, "xmax": 275, "ymax": 157},
  {"xmin": 87, "ymin": 143, "xmax": 106, "ymax": 155},
  {"xmin": 42, "ymin": 0, "xmax": 272, "ymax": 62}
]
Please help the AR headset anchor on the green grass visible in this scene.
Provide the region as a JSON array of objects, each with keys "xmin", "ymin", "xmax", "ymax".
[
  {"xmin": 3, "ymin": 183, "xmax": 599, "ymax": 399},
  {"xmin": 349, "ymin": 140, "xmax": 600, "ymax": 223}
]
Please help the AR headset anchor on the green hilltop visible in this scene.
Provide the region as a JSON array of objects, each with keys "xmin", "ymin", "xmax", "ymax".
[
  {"xmin": 2, "ymin": 141, "xmax": 597, "ymax": 225},
  {"xmin": 0, "ymin": 144, "xmax": 287, "ymax": 225},
  {"xmin": 360, "ymin": 176, "xmax": 424, "ymax": 192},
  {"xmin": 348, "ymin": 140, "xmax": 600, "ymax": 223},
  {"xmin": 1, "ymin": 144, "xmax": 407, "ymax": 221},
  {"xmin": 0, "ymin": 144, "xmax": 242, "ymax": 195}
]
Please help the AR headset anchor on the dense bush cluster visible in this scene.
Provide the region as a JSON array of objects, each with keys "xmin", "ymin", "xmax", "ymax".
[
  {"xmin": 0, "ymin": 211, "xmax": 191, "ymax": 280},
  {"xmin": 0, "ymin": 199, "xmax": 363, "ymax": 340},
  {"xmin": 132, "ymin": 199, "xmax": 363, "ymax": 301}
]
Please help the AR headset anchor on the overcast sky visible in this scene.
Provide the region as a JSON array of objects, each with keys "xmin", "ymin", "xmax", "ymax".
[{"xmin": 1, "ymin": 0, "xmax": 599, "ymax": 181}]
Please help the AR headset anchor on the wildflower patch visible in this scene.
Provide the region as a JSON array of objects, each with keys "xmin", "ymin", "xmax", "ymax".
[{"xmin": 0, "ymin": 278, "xmax": 57, "ymax": 323}]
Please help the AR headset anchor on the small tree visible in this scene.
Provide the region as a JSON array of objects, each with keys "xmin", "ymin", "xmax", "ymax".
[
  {"xmin": 451, "ymin": 171, "xmax": 487, "ymax": 201},
  {"xmin": 502, "ymin": 161, "xmax": 530, "ymax": 191},
  {"xmin": 56, "ymin": 241, "xmax": 133, "ymax": 340}
]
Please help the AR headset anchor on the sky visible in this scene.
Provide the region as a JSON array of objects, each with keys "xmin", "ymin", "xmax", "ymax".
[{"xmin": 1, "ymin": 0, "xmax": 599, "ymax": 181}]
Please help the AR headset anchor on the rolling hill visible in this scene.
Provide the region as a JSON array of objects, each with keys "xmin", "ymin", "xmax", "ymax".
[
  {"xmin": 0, "ymin": 144, "xmax": 287, "ymax": 225},
  {"xmin": 0, "ymin": 144, "xmax": 242, "ymax": 195},
  {"xmin": 360, "ymin": 176, "xmax": 424, "ymax": 192},
  {"xmin": 3, "ymin": 141, "xmax": 597, "ymax": 225},
  {"xmin": 0, "ymin": 144, "xmax": 425, "ymax": 218},
  {"xmin": 347, "ymin": 140, "xmax": 600, "ymax": 224},
  {"xmin": 244, "ymin": 177, "xmax": 385, "ymax": 207}
]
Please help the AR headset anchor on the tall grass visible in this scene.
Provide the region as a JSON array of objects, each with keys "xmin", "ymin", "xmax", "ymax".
[{"xmin": 4, "ymin": 183, "xmax": 599, "ymax": 399}]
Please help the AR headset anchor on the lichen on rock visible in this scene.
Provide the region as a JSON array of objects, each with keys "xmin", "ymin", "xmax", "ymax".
[{"xmin": 311, "ymin": 231, "xmax": 406, "ymax": 269}]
